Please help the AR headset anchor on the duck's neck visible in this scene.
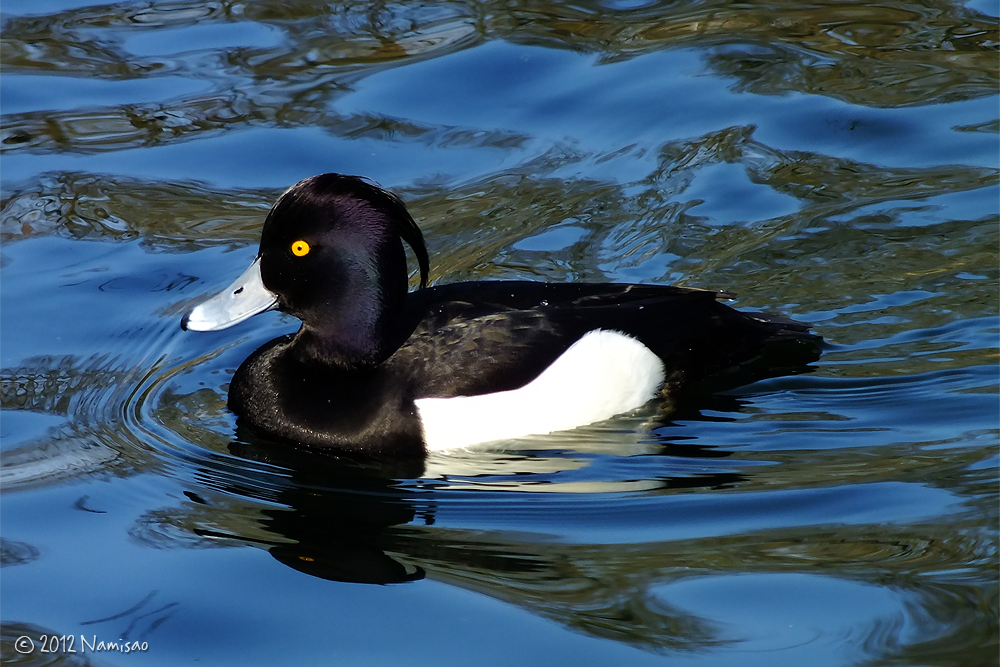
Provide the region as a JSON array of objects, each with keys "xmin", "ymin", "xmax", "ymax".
[
  {"xmin": 291, "ymin": 306, "xmax": 398, "ymax": 371},
  {"xmin": 289, "ymin": 273, "xmax": 414, "ymax": 371}
]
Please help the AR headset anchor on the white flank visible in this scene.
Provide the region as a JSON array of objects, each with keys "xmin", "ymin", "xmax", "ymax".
[{"xmin": 415, "ymin": 329, "xmax": 665, "ymax": 451}]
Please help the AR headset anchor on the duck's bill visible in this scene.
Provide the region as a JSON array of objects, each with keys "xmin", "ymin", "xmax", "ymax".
[{"xmin": 181, "ymin": 257, "xmax": 278, "ymax": 332}]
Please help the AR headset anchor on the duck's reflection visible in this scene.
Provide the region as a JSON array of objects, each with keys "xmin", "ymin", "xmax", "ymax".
[
  {"xmin": 131, "ymin": 425, "xmax": 990, "ymax": 657},
  {"xmin": 220, "ymin": 436, "xmax": 430, "ymax": 584},
  {"xmin": 154, "ymin": 432, "xmax": 740, "ymax": 649}
]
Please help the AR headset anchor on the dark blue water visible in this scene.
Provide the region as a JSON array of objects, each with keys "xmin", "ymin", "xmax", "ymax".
[{"xmin": 2, "ymin": 2, "xmax": 997, "ymax": 665}]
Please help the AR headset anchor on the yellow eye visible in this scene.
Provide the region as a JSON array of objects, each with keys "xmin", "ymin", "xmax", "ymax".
[{"xmin": 291, "ymin": 240, "xmax": 310, "ymax": 257}]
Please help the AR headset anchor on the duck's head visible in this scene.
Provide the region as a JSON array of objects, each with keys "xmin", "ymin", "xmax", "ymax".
[{"xmin": 182, "ymin": 174, "xmax": 429, "ymax": 368}]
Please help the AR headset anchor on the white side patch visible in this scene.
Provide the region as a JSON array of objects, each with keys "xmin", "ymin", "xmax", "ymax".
[{"xmin": 415, "ymin": 329, "xmax": 665, "ymax": 451}]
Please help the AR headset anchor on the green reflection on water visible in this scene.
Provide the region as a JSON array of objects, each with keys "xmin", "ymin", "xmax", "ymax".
[{"xmin": 2, "ymin": 1, "xmax": 997, "ymax": 153}]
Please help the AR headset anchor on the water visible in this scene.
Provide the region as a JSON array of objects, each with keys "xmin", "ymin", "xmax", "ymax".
[{"xmin": 1, "ymin": 2, "xmax": 997, "ymax": 665}]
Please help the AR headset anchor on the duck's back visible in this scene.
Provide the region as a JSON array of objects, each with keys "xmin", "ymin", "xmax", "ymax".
[{"xmin": 388, "ymin": 281, "xmax": 821, "ymax": 399}]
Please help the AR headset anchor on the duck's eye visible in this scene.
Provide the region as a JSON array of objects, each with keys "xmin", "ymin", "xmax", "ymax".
[{"xmin": 290, "ymin": 240, "xmax": 311, "ymax": 257}]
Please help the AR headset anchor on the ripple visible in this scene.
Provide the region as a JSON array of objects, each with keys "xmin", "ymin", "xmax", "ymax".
[{"xmin": 0, "ymin": 537, "xmax": 41, "ymax": 567}]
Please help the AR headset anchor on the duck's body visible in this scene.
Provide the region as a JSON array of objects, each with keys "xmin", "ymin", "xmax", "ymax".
[{"xmin": 183, "ymin": 174, "xmax": 821, "ymax": 458}]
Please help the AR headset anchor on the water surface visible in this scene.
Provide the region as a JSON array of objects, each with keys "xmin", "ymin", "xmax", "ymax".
[{"xmin": 2, "ymin": 2, "xmax": 997, "ymax": 665}]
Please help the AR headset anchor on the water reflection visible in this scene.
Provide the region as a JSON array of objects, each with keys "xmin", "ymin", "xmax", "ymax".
[
  {"xmin": 126, "ymin": 444, "xmax": 742, "ymax": 650},
  {"xmin": 2, "ymin": 1, "xmax": 996, "ymax": 154},
  {"xmin": 0, "ymin": 538, "xmax": 41, "ymax": 568},
  {"xmin": 122, "ymin": 438, "xmax": 995, "ymax": 658}
]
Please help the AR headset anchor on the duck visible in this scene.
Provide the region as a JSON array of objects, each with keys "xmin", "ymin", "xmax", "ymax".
[{"xmin": 182, "ymin": 173, "xmax": 821, "ymax": 458}]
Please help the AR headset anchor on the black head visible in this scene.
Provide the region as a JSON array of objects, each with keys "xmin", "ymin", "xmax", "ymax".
[{"xmin": 258, "ymin": 174, "xmax": 429, "ymax": 368}]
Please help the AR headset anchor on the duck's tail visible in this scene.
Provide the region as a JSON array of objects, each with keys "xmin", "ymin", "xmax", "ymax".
[{"xmin": 697, "ymin": 311, "xmax": 824, "ymax": 394}]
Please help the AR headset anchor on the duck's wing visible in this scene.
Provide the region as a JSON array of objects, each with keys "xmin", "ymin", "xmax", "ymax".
[{"xmin": 391, "ymin": 281, "xmax": 821, "ymax": 398}]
